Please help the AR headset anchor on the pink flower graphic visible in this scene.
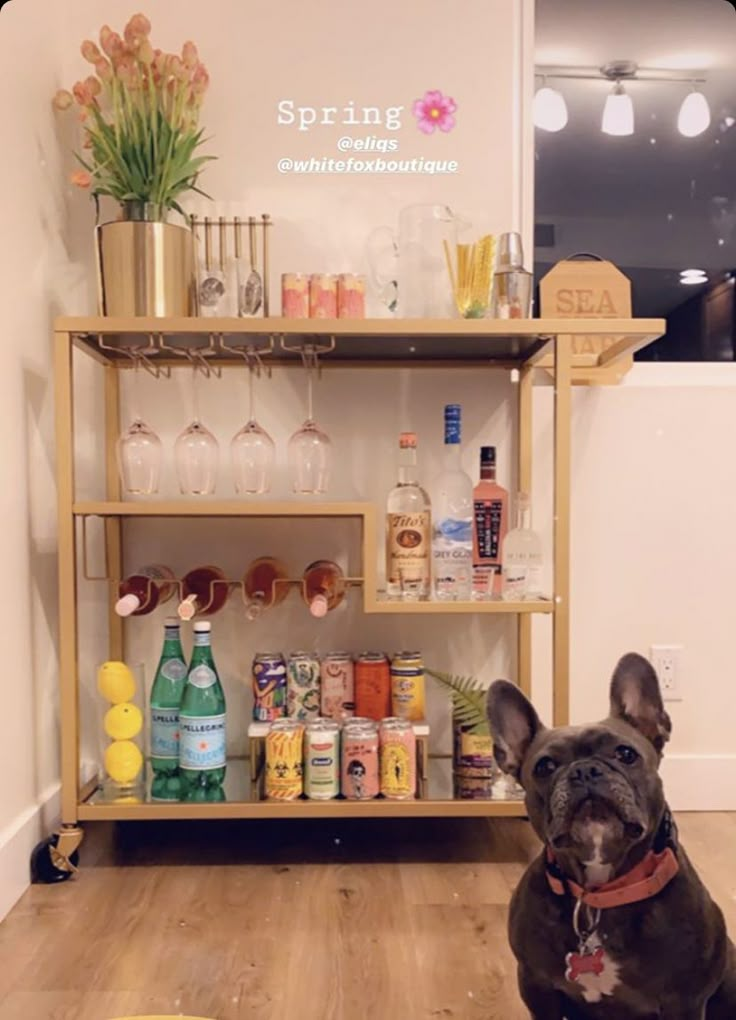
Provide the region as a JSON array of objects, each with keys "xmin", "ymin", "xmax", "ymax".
[{"xmin": 412, "ymin": 89, "xmax": 457, "ymax": 134}]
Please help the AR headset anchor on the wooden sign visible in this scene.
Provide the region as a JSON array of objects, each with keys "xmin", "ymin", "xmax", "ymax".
[{"xmin": 539, "ymin": 255, "xmax": 632, "ymax": 363}]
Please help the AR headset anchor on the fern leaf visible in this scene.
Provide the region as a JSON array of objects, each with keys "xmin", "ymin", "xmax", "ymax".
[{"xmin": 426, "ymin": 668, "xmax": 490, "ymax": 734}]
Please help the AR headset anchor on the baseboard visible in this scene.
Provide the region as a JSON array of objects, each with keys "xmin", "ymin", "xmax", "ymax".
[
  {"xmin": 661, "ymin": 755, "xmax": 736, "ymax": 811},
  {"xmin": 0, "ymin": 783, "xmax": 60, "ymax": 921}
]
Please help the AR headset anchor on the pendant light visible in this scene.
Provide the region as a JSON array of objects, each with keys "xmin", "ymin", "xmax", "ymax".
[
  {"xmin": 678, "ymin": 89, "xmax": 711, "ymax": 137},
  {"xmin": 600, "ymin": 60, "xmax": 636, "ymax": 136},
  {"xmin": 534, "ymin": 84, "xmax": 569, "ymax": 132}
]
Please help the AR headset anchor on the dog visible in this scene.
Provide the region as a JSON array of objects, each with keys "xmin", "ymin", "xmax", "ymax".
[{"xmin": 486, "ymin": 652, "xmax": 736, "ymax": 1019}]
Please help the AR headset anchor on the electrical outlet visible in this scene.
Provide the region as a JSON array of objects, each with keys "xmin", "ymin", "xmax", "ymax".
[{"xmin": 650, "ymin": 645, "xmax": 683, "ymax": 702}]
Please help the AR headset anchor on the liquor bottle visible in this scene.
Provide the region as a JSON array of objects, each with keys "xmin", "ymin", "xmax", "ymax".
[
  {"xmin": 501, "ymin": 492, "xmax": 544, "ymax": 601},
  {"xmin": 472, "ymin": 446, "xmax": 508, "ymax": 598},
  {"xmin": 177, "ymin": 565, "xmax": 229, "ymax": 621},
  {"xmin": 242, "ymin": 556, "xmax": 290, "ymax": 620},
  {"xmin": 115, "ymin": 564, "xmax": 176, "ymax": 617},
  {"xmin": 385, "ymin": 432, "xmax": 431, "ymax": 600},
  {"xmin": 431, "ymin": 404, "xmax": 473, "ymax": 601},
  {"xmin": 179, "ymin": 621, "xmax": 226, "ymax": 800},
  {"xmin": 301, "ymin": 559, "xmax": 346, "ymax": 617},
  {"xmin": 149, "ymin": 618, "xmax": 188, "ymax": 801}
]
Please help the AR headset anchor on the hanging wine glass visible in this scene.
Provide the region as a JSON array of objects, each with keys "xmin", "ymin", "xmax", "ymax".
[
  {"xmin": 231, "ymin": 351, "xmax": 275, "ymax": 494},
  {"xmin": 175, "ymin": 365, "xmax": 219, "ymax": 495},
  {"xmin": 116, "ymin": 359, "xmax": 162, "ymax": 495},
  {"xmin": 288, "ymin": 350, "xmax": 331, "ymax": 494}
]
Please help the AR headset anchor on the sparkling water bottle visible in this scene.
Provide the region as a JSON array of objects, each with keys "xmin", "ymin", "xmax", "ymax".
[
  {"xmin": 150, "ymin": 618, "xmax": 188, "ymax": 801},
  {"xmin": 179, "ymin": 621, "xmax": 226, "ymax": 800}
]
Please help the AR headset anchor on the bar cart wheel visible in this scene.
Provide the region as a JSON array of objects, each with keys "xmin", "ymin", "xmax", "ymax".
[{"xmin": 30, "ymin": 826, "xmax": 83, "ymax": 883}]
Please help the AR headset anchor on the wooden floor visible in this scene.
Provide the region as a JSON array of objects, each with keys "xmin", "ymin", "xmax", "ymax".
[{"xmin": 0, "ymin": 814, "xmax": 734, "ymax": 1020}]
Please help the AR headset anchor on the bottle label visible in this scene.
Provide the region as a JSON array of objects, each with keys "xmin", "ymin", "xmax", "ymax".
[
  {"xmin": 386, "ymin": 511, "xmax": 431, "ymax": 588},
  {"xmin": 179, "ymin": 714, "xmax": 226, "ymax": 770},
  {"xmin": 474, "ymin": 499, "xmax": 503, "ymax": 560},
  {"xmin": 161, "ymin": 659, "xmax": 187, "ymax": 682},
  {"xmin": 193, "ymin": 631, "xmax": 211, "ymax": 647},
  {"xmin": 151, "ymin": 707, "xmax": 180, "ymax": 760},
  {"xmin": 188, "ymin": 664, "xmax": 217, "ymax": 688},
  {"xmin": 502, "ymin": 565, "xmax": 529, "ymax": 599}
]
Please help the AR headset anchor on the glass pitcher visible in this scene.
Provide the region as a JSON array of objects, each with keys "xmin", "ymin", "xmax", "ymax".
[{"xmin": 367, "ymin": 204, "xmax": 469, "ymax": 318}]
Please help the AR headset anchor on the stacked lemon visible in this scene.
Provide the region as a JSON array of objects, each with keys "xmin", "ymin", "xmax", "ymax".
[{"xmin": 98, "ymin": 662, "xmax": 144, "ymax": 785}]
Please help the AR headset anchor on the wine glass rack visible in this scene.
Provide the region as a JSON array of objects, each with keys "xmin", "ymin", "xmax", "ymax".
[{"xmin": 52, "ymin": 314, "xmax": 664, "ymax": 852}]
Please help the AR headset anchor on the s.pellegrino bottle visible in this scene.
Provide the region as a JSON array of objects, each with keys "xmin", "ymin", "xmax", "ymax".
[
  {"xmin": 431, "ymin": 404, "xmax": 473, "ymax": 600},
  {"xmin": 150, "ymin": 618, "xmax": 188, "ymax": 801},
  {"xmin": 179, "ymin": 621, "xmax": 227, "ymax": 800}
]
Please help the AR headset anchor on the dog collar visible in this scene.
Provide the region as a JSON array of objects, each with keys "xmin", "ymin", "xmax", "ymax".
[{"xmin": 546, "ymin": 845, "xmax": 679, "ymax": 909}]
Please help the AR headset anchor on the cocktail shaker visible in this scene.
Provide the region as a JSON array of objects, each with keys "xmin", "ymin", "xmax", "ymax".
[{"xmin": 491, "ymin": 232, "xmax": 532, "ymax": 319}]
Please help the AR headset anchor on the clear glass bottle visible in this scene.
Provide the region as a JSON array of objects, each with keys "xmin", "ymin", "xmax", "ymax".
[
  {"xmin": 501, "ymin": 492, "xmax": 544, "ymax": 601},
  {"xmin": 115, "ymin": 564, "xmax": 176, "ymax": 617},
  {"xmin": 385, "ymin": 432, "xmax": 431, "ymax": 600},
  {"xmin": 179, "ymin": 621, "xmax": 226, "ymax": 800},
  {"xmin": 472, "ymin": 446, "xmax": 509, "ymax": 598},
  {"xmin": 242, "ymin": 556, "xmax": 290, "ymax": 620},
  {"xmin": 149, "ymin": 618, "xmax": 188, "ymax": 802},
  {"xmin": 431, "ymin": 404, "xmax": 473, "ymax": 601},
  {"xmin": 177, "ymin": 565, "xmax": 229, "ymax": 621},
  {"xmin": 301, "ymin": 559, "xmax": 346, "ymax": 617}
]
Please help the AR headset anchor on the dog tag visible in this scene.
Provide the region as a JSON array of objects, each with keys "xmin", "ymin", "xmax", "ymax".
[{"xmin": 565, "ymin": 946, "xmax": 606, "ymax": 984}]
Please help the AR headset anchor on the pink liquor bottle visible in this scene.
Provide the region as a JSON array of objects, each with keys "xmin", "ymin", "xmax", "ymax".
[{"xmin": 472, "ymin": 446, "xmax": 508, "ymax": 598}]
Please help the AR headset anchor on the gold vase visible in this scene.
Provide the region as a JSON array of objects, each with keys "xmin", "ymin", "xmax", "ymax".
[{"xmin": 95, "ymin": 202, "xmax": 195, "ymax": 317}]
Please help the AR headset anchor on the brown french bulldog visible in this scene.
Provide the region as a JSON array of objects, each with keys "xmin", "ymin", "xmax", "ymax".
[{"xmin": 487, "ymin": 652, "xmax": 736, "ymax": 1019}]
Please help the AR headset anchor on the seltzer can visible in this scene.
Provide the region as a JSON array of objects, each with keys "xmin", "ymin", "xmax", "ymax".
[
  {"xmin": 354, "ymin": 652, "xmax": 391, "ymax": 721},
  {"xmin": 320, "ymin": 651, "xmax": 355, "ymax": 721},
  {"xmin": 342, "ymin": 720, "xmax": 379, "ymax": 800},
  {"xmin": 265, "ymin": 719, "xmax": 304, "ymax": 800},
  {"xmin": 390, "ymin": 651, "xmax": 426, "ymax": 722},
  {"xmin": 304, "ymin": 718, "xmax": 341, "ymax": 800},
  {"xmin": 379, "ymin": 717, "xmax": 416, "ymax": 800},
  {"xmin": 252, "ymin": 652, "xmax": 287, "ymax": 722},
  {"xmin": 287, "ymin": 651, "xmax": 321, "ymax": 721}
]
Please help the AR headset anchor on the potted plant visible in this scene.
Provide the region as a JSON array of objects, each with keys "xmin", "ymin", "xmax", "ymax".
[{"xmin": 53, "ymin": 13, "xmax": 214, "ymax": 316}]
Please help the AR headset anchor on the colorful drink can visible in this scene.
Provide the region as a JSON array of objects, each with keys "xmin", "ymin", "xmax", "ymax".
[
  {"xmin": 287, "ymin": 651, "xmax": 321, "ymax": 721},
  {"xmin": 282, "ymin": 272, "xmax": 309, "ymax": 318},
  {"xmin": 304, "ymin": 718, "xmax": 340, "ymax": 800},
  {"xmin": 354, "ymin": 652, "xmax": 391, "ymax": 721},
  {"xmin": 342, "ymin": 720, "xmax": 379, "ymax": 800},
  {"xmin": 265, "ymin": 719, "xmax": 304, "ymax": 800},
  {"xmin": 309, "ymin": 273, "xmax": 337, "ymax": 318},
  {"xmin": 252, "ymin": 652, "xmax": 287, "ymax": 722},
  {"xmin": 379, "ymin": 717, "xmax": 416, "ymax": 800},
  {"xmin": 337, "ymin": 273, "xmax": 366, "ymax": 318},
  {"xmin": 390, "ymin": 651, "xmax": 426, "ymax": 722},
  {"xmin": 320, "ymin": 652, "xmax": 355, "ymax": 721},
  {"xmin": 452, "ymin": 718, "xmax": 495, "ymax": 800}
]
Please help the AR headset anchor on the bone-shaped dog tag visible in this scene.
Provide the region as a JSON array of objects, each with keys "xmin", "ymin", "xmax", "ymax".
[{"xmin": 565, "ymin": 946, "xmax": 606, "ymax": 984}]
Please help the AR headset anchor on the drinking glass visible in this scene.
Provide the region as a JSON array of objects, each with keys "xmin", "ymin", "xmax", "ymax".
[
  {"xmin": 288, "ymin": 359, "xmax": 331, "ymax": 494},
  {"xmin": 116, "ymin": 360, "xmax": 162, "ymax": 495},
  {"xmin": 175, "ymin": 366, "xmax": 219, "ymax": 495},
  {"xmin": 231, "ymin": 356, "xmax": 275, "ymax": 494}
]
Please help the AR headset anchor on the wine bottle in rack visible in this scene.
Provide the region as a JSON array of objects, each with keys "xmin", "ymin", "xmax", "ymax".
[
  {"xmin": 115, "ymin": 564, "xmax": 177, "ymax": 618},
  {"xmin": 242, "ymin": 557, "xmax": 291, "ymax": 620},
  {"xmin": 301, "ymin": 560, "xmax": 346, "ymax": 618},
  {"xmin": 178, "ymin": 565, "xmax": 229, "ymax": 621}
]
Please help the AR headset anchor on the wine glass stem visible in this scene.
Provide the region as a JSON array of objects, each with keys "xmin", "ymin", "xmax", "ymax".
[
  {"xmin": 131, "ymin": 359, "xmax": 141, "ymax": 423},
  {"xmin": 307, "ymin": 364, "xmax": 314, "ymax": 421},
  {"xmin": 191, "ymin": 364, "xmax": 200, "ymax": 423},
  {"xmin": 249, "ymin": 364, "xmax": 255, "ymax": 422}
]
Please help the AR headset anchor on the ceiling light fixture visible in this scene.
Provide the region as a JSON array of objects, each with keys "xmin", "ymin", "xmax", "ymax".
[
  {"xmin": 534, "ymin": 85, "xmax": 569, "ymax": 132},
  {"xmin": 680, "ymin": 275, "xmax": 708, "ymax": 286},
  {"xmin": 677, "ymin": 89, "xmax": 711, "ymax": 137},
  {"xmin": 601, "ymin": 61, "xmax": 636, "ymax": 136}
]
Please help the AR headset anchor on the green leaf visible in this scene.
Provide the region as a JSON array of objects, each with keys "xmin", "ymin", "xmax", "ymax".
[{"xmin": 426, "ymin": 669, "xmax": 490, "ymax": 734}]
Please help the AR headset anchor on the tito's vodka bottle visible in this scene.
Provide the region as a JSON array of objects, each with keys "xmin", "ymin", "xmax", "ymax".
[
  {"xmin": 386, "ymin": 432, "xmax": 431, "ymax": 600},
  {"xmin": 431, "ymin": 405, "xmax": 473, "ymax": 600},
  {"xmin": 472, "ymin": 446, "xmax": 508, "ymax": 598}
]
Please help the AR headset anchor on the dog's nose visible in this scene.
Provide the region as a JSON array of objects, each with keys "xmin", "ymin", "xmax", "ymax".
[{"xmin": 570, "ymin": 761, "xmax": 605, "ymax": 786}]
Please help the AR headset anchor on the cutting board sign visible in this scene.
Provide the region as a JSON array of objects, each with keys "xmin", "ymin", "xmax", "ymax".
[{"xmin": 539, "ymin": 255, "xmax": 632, "ymax": 358}]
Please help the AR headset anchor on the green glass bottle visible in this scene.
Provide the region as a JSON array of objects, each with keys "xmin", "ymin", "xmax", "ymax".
[
  {"xmin": 179, "ymin": 621, "xmax": 226, "ymax": 800},
  {"xmin": 150, "ymin": 618, "xmax": 188, "ymax": 801}
]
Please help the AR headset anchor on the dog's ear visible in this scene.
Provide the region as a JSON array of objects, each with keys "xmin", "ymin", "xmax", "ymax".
[
  {"xmin": 610, "ymin": 652, "xmax": 672, "ymax": 754},
  {"xmin": 487, "ymin": 680, "xmax": 544, "ymax": 778}
]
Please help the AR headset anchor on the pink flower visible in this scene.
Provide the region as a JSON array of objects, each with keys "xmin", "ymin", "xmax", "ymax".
[
  {"xmin": 95, "ymin": 58, "xmax": 112, "ymax": 83},
  {"xmin": 100, "ymin": 26, "xmax": 124, "ymax": 60},
  {"xmin": 116, "ymin": 57, "xmax": 137, "ymax": 88},
  {"xmin": 52, "ymin": 89, "xmax": 74, "ymax": 111},
  {"xmin": 84, "ymin": 75, "xmax": 101, "ymax": 98},
  {"xmin": 412, "ymin": 89, "xmax": 457, "ymax": 134},
  {"xmin": 81, "ymin": 39, "xmax": 102, "ymax": 63},
  {"xmin": 191, "ymin": 63, "xmax": 209, "ymax": 96},
  {"xmin": 181, "ymin": 41, "xmax": 198, "ymax": 70},
  {"xmin": 138, "ymin": 39, "xmax": 154, "ymax": 65},
  {"xmin": 70, "ymin": 170, "xmax": 92, "ymax": 189},
  {"xmin": 124, "ymin": 13, "xmax": 151, "ymax": 47},
  {"xmin": 72, "ymin": 80, "xmax": 97, "ymax": 106}
]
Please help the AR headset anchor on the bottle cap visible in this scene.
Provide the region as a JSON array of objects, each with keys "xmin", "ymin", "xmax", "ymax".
[
  {"xmin": 310, "ymin": 593, "xmax": 329, "ymax": 618},
  {"xmin": 115, "ymin": 593, "xmax": 141, "ymax": 617},
  {"xmin": 497, "ymin": 232, "xmax": 525, "ymax": 271},
  {"xmin": 164, "ymin": 616, "xmax": 180, "ymax": 627},
  {"xmin": 399, "ymin": 432, "xmax": 417, "ymax": 449},
  {"xmin": 193, "ymin": 620, "xmax": 211, "ymax": 632},
  {"xmin": 480, "ymin": 445, "xmax": 497, "ymax": 466}
]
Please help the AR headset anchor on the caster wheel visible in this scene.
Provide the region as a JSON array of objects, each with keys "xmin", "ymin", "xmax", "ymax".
[{"xmin": 30, "ymin": 835, "xmax": 80, "ymax": 883}]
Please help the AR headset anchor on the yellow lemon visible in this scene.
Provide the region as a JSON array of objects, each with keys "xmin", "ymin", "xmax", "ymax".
[
  {"xmin": 97, "ymin": 661, "xmax": 136, "ymax": 704},
  {"xmin": 104, "ymin": 740, "xmax": 143, "ymax": 784},
  {"xmin": 104, "ymin": 702, "xmax": 143, "ymax": 741}
]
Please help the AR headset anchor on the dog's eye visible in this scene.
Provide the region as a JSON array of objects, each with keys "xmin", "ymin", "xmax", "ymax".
[
  {"xmin": 533, "ymin": 756, "xmax": 557, "ymax": 778},
  {"xmin": 615, "ymin": 745, "xmax": 640, "ymax": 766}
]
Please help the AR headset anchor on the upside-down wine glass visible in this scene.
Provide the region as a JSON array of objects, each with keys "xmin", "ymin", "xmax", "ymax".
[
  {"xmin": 230, "ymin": 353, "xmax": 275, "ymax": 494},
  {"xmin": 288, "ymin": 351, "xmax": 331, "ymax": 494},
  {"xmin": 175, "ymin": 365, "xmax": 219, "ymax": 495},
  {"xmin": 116, "ymin": 359, "xmax": 162, "ymax": 495}
]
